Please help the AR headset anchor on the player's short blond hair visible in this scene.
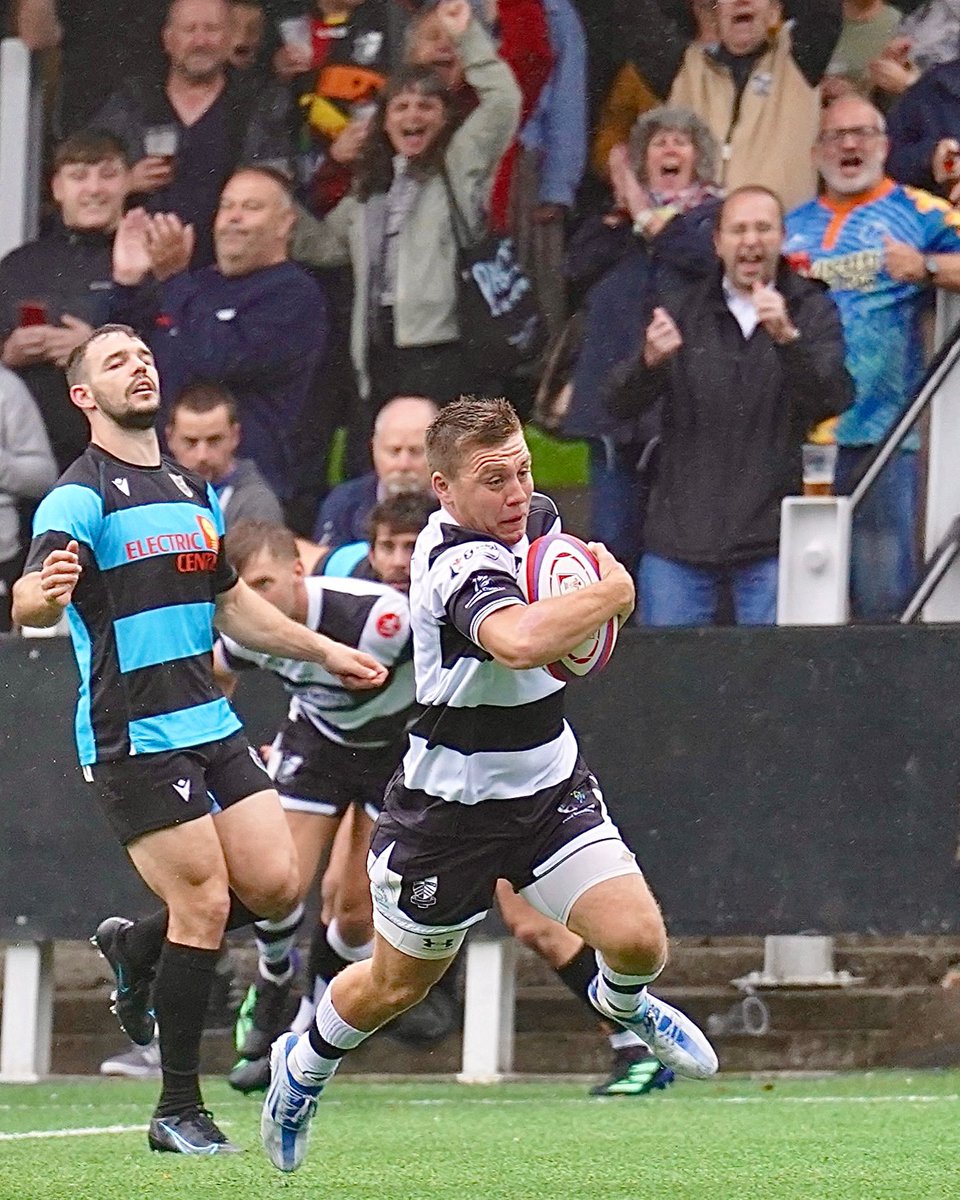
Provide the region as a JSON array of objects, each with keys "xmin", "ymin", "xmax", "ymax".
[{"xmin": 425, "ymin": 397, "xmax": 522, "ymax": 480}]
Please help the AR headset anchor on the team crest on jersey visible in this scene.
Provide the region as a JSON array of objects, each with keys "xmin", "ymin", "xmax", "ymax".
[
  {"xmin": 410, "ymin": 876, "xmax": 438, "ymax": 908},
  {"xmin": 169, "ymin": 473, "xmax": 193, "ymax": 498},
  {"xmin": 377, "ymin": 611, "xmax": 402, "ymax": 638}
]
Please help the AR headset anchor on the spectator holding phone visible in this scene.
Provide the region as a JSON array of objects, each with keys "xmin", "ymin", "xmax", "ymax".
[{"xmin": 0, "ymin": 131, "xmax": 130, "ymax": 470}]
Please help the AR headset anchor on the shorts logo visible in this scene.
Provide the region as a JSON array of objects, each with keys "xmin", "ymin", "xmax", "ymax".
[
  {"xmin": 558, "ymin": 786, "xmax": 596, "ymax": 819},
  {"xmin": 172, "ymin": 778, "xmax": 191, "ymax": 802},
  {"xmin": 410, "ymin": 876, "xmax": 438, "ymax": 908},
  {"xmin": 422, "ymin": 935, "xmax": 456, "ymax": 951},
  {"xmin": 275, "ymin": 753, "xmax": 303, "ymax": 787},
  {"xmin": 376, "ymin": 611, "xmax": 402, "ymax": 638}
]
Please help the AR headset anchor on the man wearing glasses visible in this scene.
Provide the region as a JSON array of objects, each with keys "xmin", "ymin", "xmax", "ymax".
[{"xmin": 784, "ymin": 94, "xmax": 960, "ymax": 620}]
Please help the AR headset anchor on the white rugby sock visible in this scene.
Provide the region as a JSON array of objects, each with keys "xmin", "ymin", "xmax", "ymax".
[
  {"xmin": 592, "ymin": 952, "xmax": 662, "ymax": 1024},
  {"xmin": 255, "ymin": 903, "xmax": 304, "ymax": 984},
  {"xmin": 326, "ymin": 918, "xmax": 375, "ymax": 964},
  {"xmin": 609, "ymin": 1029, "xmax": 646, "ymax": 1051},
  {"xmin": 289, "ymin": 990, "xmax": 370, "ymax": 1087}
]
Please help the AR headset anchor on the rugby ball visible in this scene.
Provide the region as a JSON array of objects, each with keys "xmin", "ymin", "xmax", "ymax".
[{"xmin": 523, "ymin": 533, "xmax": 618, "ymax": 681}]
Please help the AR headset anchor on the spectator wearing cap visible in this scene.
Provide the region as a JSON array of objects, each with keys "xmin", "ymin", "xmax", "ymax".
[
  {"xmin": 88, "ymin": 0, "xmax": 292, "ymax": 266},
  {"xmin": 0, "ymin": 131, "xmax": 130, "ymax": 471},
  {"xmin": 109, "ymin": 166, "xmax": 327, "ymax": 503}
]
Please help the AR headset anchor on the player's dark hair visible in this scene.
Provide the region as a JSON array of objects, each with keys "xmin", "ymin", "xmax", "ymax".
[
  {"xmin": 171, "ymin": 382, "xmax": 239, "ymax": 424},
  {"xmin": 53, "ymin": 130, "xmax": 129, "ymax": 171},
  {"xmin": 367, "ymin": 491, "xmax": 437, "ymax": 542},
  {"xmin": 425, "ymin": 396, "xmax": 522, "ymax": 479},
  {"xmin": 65, "ymin": 323, "xmax": 141, "ymax": 387},
  {"xmin": 716, "ymin": 184, "xmax": 786, "ymax": 231},
  {"xmin": 225, "ymin": 519, "xmax": 298, "ymax": 573}
]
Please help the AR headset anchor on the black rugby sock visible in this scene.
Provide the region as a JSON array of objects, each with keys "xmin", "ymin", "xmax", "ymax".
[
  {"xmin": 119, "ymin": 893, "xmax": 262, "ymax": 975},
  {"xmin": 556, "ymin": 944, "xmax": 601, "ymax": 1014},
  {"xmin": 153, "ymin": 941, "xmax": 219, "ymax": 1118},
  {"xmin": 308, "ymin": 920, "xmax": 351, "ymax": 986}
]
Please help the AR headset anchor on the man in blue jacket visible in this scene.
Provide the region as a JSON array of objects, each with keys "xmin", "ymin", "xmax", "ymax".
[{"xmin": 109, "ymin": 166, "xmax": 327, "ymax": 506}]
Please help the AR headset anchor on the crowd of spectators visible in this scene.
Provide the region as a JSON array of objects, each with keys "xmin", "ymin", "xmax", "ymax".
[{"xmin": 3, "ymin": 0, "xmax": 960, "ymax": 628}]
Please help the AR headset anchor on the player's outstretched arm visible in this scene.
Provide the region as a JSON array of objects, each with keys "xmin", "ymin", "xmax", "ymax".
[
  {"xmin": 214, "ymin": 577, "xmax": 388, "ymax": 690},
  {"xmin": 12, "ymin": 540, "xmax": 81, "ymax": 628},
  {"xmin": 478, "ymin": 544, "xmax": 635, "ymax": 671}
]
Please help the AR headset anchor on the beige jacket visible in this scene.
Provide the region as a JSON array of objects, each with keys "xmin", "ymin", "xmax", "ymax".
[
  {"xmin": 669, "ymin": 25, "xmax": 821, "ymax": 211},
  {"xmin": 292, "ymin": 20, "xmax": 522, "ymax": 399}
]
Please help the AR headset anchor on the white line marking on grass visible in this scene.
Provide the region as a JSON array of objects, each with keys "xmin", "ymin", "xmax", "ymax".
[
  {"xmin": 0, "ymin": 1124, "xmax": 148, "ymax": 1141},
  {"xmin": 707, "ymin": 1094, "xmax": 960, "ymax": 1105}
]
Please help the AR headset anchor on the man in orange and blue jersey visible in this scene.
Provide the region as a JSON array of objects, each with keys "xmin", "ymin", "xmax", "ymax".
[{"xmin": 785, "ymin": 95, "xmax": 960, "ymax": 619}]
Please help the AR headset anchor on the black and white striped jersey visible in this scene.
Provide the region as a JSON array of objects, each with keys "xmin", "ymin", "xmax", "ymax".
[
  {"xmin": 216, "ymin": 575, "xmax": 414, "ymax": 749},
  {"xmin": 400, "ymin": 492, "xmax": 579, "ymax": 806}
]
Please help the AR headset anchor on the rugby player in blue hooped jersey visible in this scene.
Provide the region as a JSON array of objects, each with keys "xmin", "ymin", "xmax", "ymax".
[
  {"xmin": 12, "ymin": 323, "xmax": 387, "ymax": 1156},
  {"xmin": 260, "ymin": 396, "xmax": 719, "ymax": 1175}
]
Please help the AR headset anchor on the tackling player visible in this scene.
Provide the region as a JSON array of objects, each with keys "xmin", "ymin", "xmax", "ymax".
[
  {"xmin": 12, "ymin": 324, "xmax": 386, "ymax": 1155},
  {"xmin": 260, "ymin": 397, "xmax": 718, "ymax": 1173},
  {"xmin": 212, "ymin": 509, "xmax": 424, "ymax": 1080}
]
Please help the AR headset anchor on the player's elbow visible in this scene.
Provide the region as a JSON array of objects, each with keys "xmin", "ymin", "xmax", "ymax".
[{"xmin": 487, "ymin": 629, "xmax": 546, "ymax": 671}]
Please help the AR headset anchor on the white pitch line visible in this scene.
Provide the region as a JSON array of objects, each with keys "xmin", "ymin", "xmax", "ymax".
[{"xmin": 0, "ymin": 1123, "xmax": 148, "ymax": 1141}]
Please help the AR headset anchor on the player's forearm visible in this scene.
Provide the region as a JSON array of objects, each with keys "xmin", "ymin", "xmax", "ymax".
[
  {"xmin": 11, "ymin": 571, "xmax": 65, "ymax": 628},
  {"xmin": 214, "ymin": 578, "xmax": 338, "ymax": 667},
  {"xmin": 481, "ymin": 580, "xmax": 631, "ymax": 670}
]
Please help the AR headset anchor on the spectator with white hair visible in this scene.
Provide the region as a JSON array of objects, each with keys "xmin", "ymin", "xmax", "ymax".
[{"xmin": 313, "ymin": 395, "xmax": 438, "ymax": 548}]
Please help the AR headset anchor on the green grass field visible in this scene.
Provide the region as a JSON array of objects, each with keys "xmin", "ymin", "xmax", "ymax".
[{"xmin": 1, "ymin": 1072, "xmax": 958, "ymax": 1200}]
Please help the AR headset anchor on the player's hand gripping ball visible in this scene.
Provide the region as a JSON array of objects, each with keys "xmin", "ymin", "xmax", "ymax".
[{"xmin": 522, "ymin": 533, "xmax": 618, "ymax": 681}]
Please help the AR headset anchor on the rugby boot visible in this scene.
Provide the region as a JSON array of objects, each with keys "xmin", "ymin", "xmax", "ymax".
[
  {"xmin": 238, "ymin": 972, "xmax": 300, "ymax": 1060},
  {"xmin": 148, "ymin": 1107, "xmax": 242, "ymax": 1155},
  {"xmin": 261, "ymin": 1033, "xmax": 325, "ymax": 1173},
  {"xmin": 588, "ymin": 978, "xmax": 718, "ymax": 1080},
  {"xmin": 589, "ymin": 1048, "xmax": 675, "ymax": 1096},
  {"xmin": 91, "ymin": 916, "xmax": 156, "ymax": 1046}
]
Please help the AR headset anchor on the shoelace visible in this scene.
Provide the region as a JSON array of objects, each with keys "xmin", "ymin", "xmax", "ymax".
[{"xmin": 181, "ymin": 1108, "xmax": 228, "ymax": 1144}]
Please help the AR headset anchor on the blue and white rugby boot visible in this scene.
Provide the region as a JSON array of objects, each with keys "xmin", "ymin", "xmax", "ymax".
[
  {"xmin": 91, "ymin": 916, "xmax": 156, "ymax": 1046},
  {"xmin": 588, "ymin": 979, "xmax": 718, "ymax": 1080},
  {"xmin": 148, "ymin": 1107, "xmax": 241, "ymax": 1154},
  {"xmin": 261, "ymin": 1032, "xmax": 324, "ymax": 1172}
]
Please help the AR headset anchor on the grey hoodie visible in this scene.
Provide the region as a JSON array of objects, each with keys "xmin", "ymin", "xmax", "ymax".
[{"xmin": 0, "ymin": 365, "xmax": 57, "ymax": 562}]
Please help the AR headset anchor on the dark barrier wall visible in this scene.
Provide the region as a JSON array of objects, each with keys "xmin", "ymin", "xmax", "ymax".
[{"xmin": 3, "ymin": 627, "xmax": 960, "ymax": 940}]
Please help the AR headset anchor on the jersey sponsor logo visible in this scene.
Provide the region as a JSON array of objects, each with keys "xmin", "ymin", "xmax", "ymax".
[
  {"xmin": 112, "ymin": 477, "xmax": 130, "ymax": 496},
  {"xmin": 168, "ymin": 473, "xmax": 193, "ymax": 498},
  {"xmin": 172, "ymin": 777, "xmax": 191, "ymax": 802},
  {"xmin": 410, "ymin": 876, "xmax": 438, "ymax": 908},
  {"xmin": 465, "ymin": 574, "xmax": 500, "ymax": 608},
  {"xmin": 176, "ymin": 550, "xmax": 218, "ymax": 574},
  {"xmin": 126, "ymin": 514, "xmax": 219, "ymax": 566},
  {"xmin": 376, "ymin": 611, "xmax": 402, "ymax": 638}
]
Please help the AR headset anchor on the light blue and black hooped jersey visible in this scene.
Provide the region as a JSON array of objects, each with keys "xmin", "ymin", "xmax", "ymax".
[{"xmin": 24, "ymin": 445, "xmax": 242, "ymax": 765}]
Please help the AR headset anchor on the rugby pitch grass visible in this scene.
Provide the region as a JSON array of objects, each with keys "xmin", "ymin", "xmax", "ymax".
[{"xmin": 1, "ymin": 1071, "xmax": 957, "ymax": 1199}]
